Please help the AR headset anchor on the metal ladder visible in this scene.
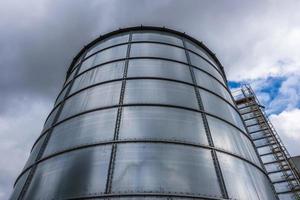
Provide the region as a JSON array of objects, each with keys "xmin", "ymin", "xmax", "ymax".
[{"xmin": 233, "ymin": 84, "xmax": 300, "ymax": 199}]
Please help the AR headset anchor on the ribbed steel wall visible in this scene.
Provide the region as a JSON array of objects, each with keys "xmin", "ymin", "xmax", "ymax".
[{"xmin": 10, "ymin": 26, "xmax": 278, "ymax": 200}]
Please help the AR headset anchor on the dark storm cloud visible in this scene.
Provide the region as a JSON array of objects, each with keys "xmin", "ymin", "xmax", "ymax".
[
  {"xmin": 0, "ymin": 0, "xmax": 224, "ymax": 113},
  {"xmin": 0, "ymin": 0, "xmax": 110, "ymax": 114},
  {"xmin": 1, "ymin": 0, "xmax": 300, "ymax": 198},
  {"xmin": 2, "ymin": 0, "xmax": 298, "ymax": 108}
]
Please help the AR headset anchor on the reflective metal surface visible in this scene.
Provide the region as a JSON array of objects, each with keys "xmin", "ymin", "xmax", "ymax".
[{"xmin": 10, "ymin": 26, "xmax": 278, "ymax": 200}]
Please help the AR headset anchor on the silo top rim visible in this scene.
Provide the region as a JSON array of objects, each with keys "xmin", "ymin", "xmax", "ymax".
[{"xmin": 67, "ymin": 26, "xmax": 226, "ymax": 81}]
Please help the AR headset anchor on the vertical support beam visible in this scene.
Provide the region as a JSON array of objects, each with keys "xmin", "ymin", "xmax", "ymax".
[
  {"xmin": 17, "ymin": 49, "xmax": 88, "ymax": 200},
  {"xmin": 182, "ymin": 39, "xmax": 229, "ymax": 199},
  {"xmin": 105, "ymin": 33, "xmax": 132, "ymax": 194}
]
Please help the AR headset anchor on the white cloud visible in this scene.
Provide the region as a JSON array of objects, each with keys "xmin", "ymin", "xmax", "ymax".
[
  {"xmin": 218, "ymin": 3, "xmax": 300, "ymax": 81},
  {"xmin": 270, "ymin": 109, "xmax": 300, "ymax": 139},
  {"xmin": 269, "ymin": 109, "xmax": 300, "ymax": 156}
]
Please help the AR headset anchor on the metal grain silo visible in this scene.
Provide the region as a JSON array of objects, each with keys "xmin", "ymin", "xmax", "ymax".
[{"xmin": 10, "ymin": 26, "xmax": 278, "ymax": 200}]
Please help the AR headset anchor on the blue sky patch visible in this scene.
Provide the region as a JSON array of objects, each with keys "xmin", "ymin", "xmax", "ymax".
[
  {"xmin": 259, "ymin": 76, "xmax": 286, "ymax": 101},
  {"xmin": 228, "ymin": 81, "xmax": 242, "ymax": 89},
  {"xmin": 228, "ymin": 76, "xmax": 288, "ymax": 116}
]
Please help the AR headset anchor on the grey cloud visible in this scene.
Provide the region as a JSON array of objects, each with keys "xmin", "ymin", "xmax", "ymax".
[{"xmin": 0, "ymin": 0, "xmax": 111, "ymax": 114}]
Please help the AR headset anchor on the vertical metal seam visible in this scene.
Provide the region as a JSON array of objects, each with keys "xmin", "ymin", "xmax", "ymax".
[
  {"xmin": 105, "ymin": 33, "xmax": 132, "ymax": 194},
  {"xmin": 17, "ymin": 49, "xmax": 88, "ymax": 200},
  {"xmin": 239, "ymin": 87, "xmax": 267, "ymax": 171},
  {"xmin": 182, "ymin": 39, "xmax": 229, "ymax": 199}
]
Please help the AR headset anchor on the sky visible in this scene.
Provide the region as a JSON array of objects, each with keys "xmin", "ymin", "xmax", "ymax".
[{"xmin": 1, "ymin": 0, "xmax": 300, "ymax": 198}]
